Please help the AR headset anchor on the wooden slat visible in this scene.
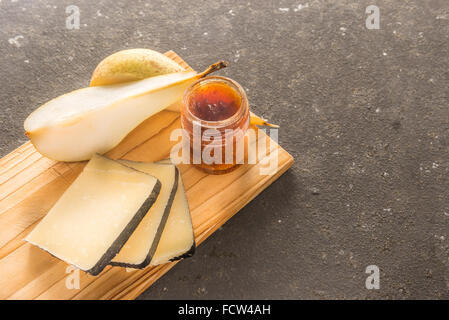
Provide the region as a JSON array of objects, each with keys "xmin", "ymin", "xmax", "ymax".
[{"xmin": 0, "ymin": 51, "xmax": 293, "ymax": 300}]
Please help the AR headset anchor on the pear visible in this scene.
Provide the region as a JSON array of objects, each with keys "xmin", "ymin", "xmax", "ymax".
[
  {"xmin": 249, "ymin": 112, "xmax": 279, "ymax": 128},
  {"xmin": 90, "ymin": 50, "xmax": 277, "ymax": 125},
  {"xmin": 90, "ymin": 49, "xmax": 185, "ymax": 86},
  {"xmin": 25, "ymin": 62, "xmax": 228, "ymax": 162}
]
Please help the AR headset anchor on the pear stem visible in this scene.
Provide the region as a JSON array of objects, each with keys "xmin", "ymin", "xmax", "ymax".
[{"xmin": 199, "ymin": 61, "xmax": 229, "ymax": 78}]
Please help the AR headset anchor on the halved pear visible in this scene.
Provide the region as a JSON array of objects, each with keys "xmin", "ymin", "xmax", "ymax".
[{"xmin": 25, "ymin": 62, "xmax": 228, "ymax": 162}]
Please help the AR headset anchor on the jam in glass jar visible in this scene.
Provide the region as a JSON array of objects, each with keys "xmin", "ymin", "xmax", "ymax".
[{"xmin": 180, "ymin": 76, "xmax": 250, "ymax": 174}]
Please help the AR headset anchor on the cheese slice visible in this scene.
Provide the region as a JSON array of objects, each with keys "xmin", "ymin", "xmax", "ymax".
[
  {"xmin": 151, "ymin": 163, "xmax": 195, "ymax": 266},
  {"xmin": 26, "ymin": 154, "xmax": 161, "ymax": 276},
  {"xmin": 110, "ymin": 161, "xmax": 178, "ymax": 268}
]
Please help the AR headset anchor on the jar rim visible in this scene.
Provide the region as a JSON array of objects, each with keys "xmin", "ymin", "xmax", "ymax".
[{"xmin": 182, "ymin": 76, "xmax": 248, "ymax": 129}]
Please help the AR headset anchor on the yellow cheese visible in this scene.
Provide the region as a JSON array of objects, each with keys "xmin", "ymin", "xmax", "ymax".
[
  {"xmin": 25, "ymin": 154, "xmax": 161, "ymax": 276},
  {"xmin": 111, "ymin": 161, "xmax": 178, "ymax": 268},
  {"xmin": 151, "ymin": 167, "xmax": 195, "ymax": 265}
]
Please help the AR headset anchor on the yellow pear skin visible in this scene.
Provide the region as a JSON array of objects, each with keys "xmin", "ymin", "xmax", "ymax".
[{"xmin": 90, "ymin": 49, "xmax": 185, "ymax": 86}]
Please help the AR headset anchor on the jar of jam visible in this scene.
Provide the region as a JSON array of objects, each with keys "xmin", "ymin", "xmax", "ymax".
[{"xmin": 181, "ymin": 76, "xmax": 250, "ymax": 174}]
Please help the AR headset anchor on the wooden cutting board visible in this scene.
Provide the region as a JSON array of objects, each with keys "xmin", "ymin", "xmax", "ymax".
[{"xmin": 0, "ymin": 51, "xmax": 293, "ymax": 300}]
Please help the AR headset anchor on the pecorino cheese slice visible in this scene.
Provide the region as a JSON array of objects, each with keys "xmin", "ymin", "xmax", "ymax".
[
  {"xmin": 151, "ymin": 161, "xmax": 195, "ymax": 266},
  {"xmin": 25, "ymin": 154, "xmax": 161, "ymax": 276},
  {"xmin": 110, "ymin": 160, "xmax": 178, "ymax": 268}
]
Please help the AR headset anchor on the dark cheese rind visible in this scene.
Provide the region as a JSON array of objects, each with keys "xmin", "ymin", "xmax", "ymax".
[
  {"xmin": 169, "ymin": 242, "xmax": 196, "ymax": 262},
  {"xmin": 156, "ymin": 160, "xmax": 196, "ymax": 263},
  {"xmin": 88, "ymin": 178, "xmax": 161, "ymax": 275},
  {"xmin": 109, "ymin": 166, "xmax": 179, "ymax": 269}
]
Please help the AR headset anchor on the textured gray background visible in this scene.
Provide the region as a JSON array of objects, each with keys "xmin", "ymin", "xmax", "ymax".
[{"xmin": 1, "ymin": 0, "xmax": 448, "ymax": 299}]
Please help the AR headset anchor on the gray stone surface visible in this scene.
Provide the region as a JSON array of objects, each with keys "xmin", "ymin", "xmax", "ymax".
[{"xmin": 1, "ymin": 0, "xmax": 448, "ymax": 299}]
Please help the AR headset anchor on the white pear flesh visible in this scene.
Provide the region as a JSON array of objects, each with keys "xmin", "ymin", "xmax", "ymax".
[{"xmin": 25, "ymin": 71, "xmax": 197, "ymax": 162}]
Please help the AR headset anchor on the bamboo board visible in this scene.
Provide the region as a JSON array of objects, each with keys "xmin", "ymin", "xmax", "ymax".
[{"xmin": 0, "ymin": 51, "xmax": 293, "ymax": 300}]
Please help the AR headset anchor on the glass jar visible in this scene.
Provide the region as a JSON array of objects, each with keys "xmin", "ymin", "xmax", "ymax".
[{"xmin": 180, "ymin": 76, "xmax": 250, "ymax": 174}]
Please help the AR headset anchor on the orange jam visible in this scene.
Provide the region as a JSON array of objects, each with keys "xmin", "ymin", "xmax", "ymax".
[{"xmin": 181, "ymin": 76, "xmax": 250, "ymax": 174}]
